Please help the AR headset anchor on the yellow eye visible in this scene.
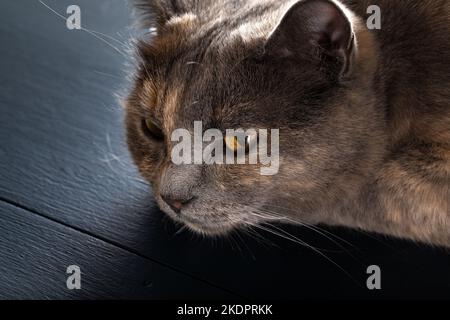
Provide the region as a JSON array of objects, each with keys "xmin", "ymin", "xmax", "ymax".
[
  {"xmin": 143, "ymin": 118, "xmax": 164, "ymax": 140},
  {"xmin": 224, "ymin": 136, "xmax": 244, "ymax": 152}
]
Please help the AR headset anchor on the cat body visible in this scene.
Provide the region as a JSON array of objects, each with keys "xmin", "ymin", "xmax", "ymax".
[{"xmin": 126, "ymin": 0, "xmax": 450, "ymax": 245}]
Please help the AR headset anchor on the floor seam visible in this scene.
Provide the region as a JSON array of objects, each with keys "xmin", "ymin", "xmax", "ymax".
[{"xmin": 0, "ymin": 196, "xmax": 245, "ymax": 299}]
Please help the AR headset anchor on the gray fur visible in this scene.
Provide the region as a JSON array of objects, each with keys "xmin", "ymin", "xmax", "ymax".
[{"xmin": 126, "ymin": 0, "xmax": 450, "ymax": 245}]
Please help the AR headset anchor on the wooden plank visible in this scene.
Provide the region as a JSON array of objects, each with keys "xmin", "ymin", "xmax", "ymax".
[
  {"xmin": 0, "ymin": 201, "xmax": 234, "ymax": 299},
  {"xmin": 1, "ymin": 0, "xmax": 450, "ymax": 299}
]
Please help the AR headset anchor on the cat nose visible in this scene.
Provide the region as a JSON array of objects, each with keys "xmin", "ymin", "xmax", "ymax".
[{"xmin": 161, "ymin": 195, "xmax": 193, "ymax": 214}]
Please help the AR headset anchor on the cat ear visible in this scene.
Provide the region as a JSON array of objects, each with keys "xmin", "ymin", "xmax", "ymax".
[
  {"xmin": 264, "ymin": 0, "xmax": 356, "ymax": 79},
  {"xmin": 131, "ymin": 0, "xmax": 186, "ymax": 30}
]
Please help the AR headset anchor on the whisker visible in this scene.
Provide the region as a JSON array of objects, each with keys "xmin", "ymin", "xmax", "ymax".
[
  {"xmin": 259, "ymin": 219, "xmax": 352, "ymax": 254},
  {"xmin": 227, "ymin": 232, "xmax": 240, "ymax": 253},
  {"xmin": 244, "ymin": 225, "xmax": 279, "ymax": 249},
  {"xmin": 224, "ymin": 213, "xmax": 277, "ymax": 251},
  {"xmin": 133, "ymin": 39, "xmax": 153, "ymax": 80},
  {"xmin": 173, "ymin": 225, "xmax": 187, "ymax": 237},
  {"xmin": 258, "ymin": 209, "xmax": 357, "ymax": 253},
  {"xmin": 247, "ymin": 222, "xmax": 358, "ymax": 284},
  {"xmin": 234, "ymin": 229, "xmax": 256, "ymax": 260},
  {"xmin": 81, "ymin": 28, "xmax": 128, "ymax": 57},
  {"xmin": 96, "ymin": 133, "xmax": 148, "ymax": 186},
  {"xmin": 38, "ymin": 0, "xmax": 128, "ymax": 58},
  {"xmin": 93, "ymin": 70, "xmax": 123, "ymax": 80},
  {"xmin": 90, "ymin": 30, "xmax": 128, "ymax": 46},
  {"xmin": 245, "ymin": 207, "xmax": 365, "ymax": 269},
  {"xmin": 260, "ymin": 204, "xmax": 359, "ymax": 250}
]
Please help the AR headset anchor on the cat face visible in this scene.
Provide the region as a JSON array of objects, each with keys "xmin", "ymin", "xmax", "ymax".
[{"xmin": 126, "ymin": 0, "xmax": 387, "ymax": 235}]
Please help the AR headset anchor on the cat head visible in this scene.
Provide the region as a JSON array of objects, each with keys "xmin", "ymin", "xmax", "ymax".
[{"xmin": 125, "ymin": 0, "xmax": 386, "ymax": 236}]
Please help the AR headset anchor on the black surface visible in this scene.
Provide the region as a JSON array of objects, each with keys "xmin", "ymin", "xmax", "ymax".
[
  {"xmin": 1, "ymin": 0, "xmax": 449, "ymax": 299},
  {"xmin": 0, "ymin": 202, "xmax": 231, "ymax": 299}
]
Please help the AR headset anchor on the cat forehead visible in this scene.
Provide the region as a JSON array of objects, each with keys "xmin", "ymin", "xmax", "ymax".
[
  {"xmin": 145, "ymin": 0, "xmax": 357, "ymax": 56},
  {"xmin": 152, "ymin": 2, "xmax": 292, "ymax": 49},
  {"xmin": 226, "ymin": 2, "xmax": 295, "ymax": 43}
]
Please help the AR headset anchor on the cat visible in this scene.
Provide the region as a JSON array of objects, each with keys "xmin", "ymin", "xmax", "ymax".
[{"xmin": 125, "ymin": 0, "xmax": 450, "ymax": 246}]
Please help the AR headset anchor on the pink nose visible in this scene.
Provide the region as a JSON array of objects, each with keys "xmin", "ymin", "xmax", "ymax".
[
  {"xmin": 170, "ymin": 200, "xmax": 183, "ymax": 211},
  {"xmin": 162, "ymin": 196, "xmax": 190, "ymax": 214}
]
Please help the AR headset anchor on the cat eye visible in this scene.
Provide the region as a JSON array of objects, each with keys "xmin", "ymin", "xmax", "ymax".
[
  {"xmin": 224, "ymin": 135, "xmax": 252, "ymax": 154},
  {"xmin": 142, "ymin": 118, "xmax": 164, "ymax": 140}
]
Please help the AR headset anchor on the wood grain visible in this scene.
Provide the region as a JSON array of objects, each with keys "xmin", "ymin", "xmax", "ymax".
[{"xmin": 0, "ymin": 202, "xmax": 234, "ymax": 299}]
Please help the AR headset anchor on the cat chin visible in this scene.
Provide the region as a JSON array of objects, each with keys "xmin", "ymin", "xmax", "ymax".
[
  {"xmin": 184, "ymin": 221, "xmax": 238, "ymax": 237},
  {"xmin": 169, "ymin": 214, "xmax": 240, "ymax": 237},
  {"xmin": 158, "ymin": 200, "xmax": 243, "ymax": 236}
]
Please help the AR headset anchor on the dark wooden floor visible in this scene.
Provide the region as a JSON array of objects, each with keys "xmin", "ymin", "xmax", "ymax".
[{"xmin": 1, "ymin": 0, "xmax": 449, "ymax": 299}]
